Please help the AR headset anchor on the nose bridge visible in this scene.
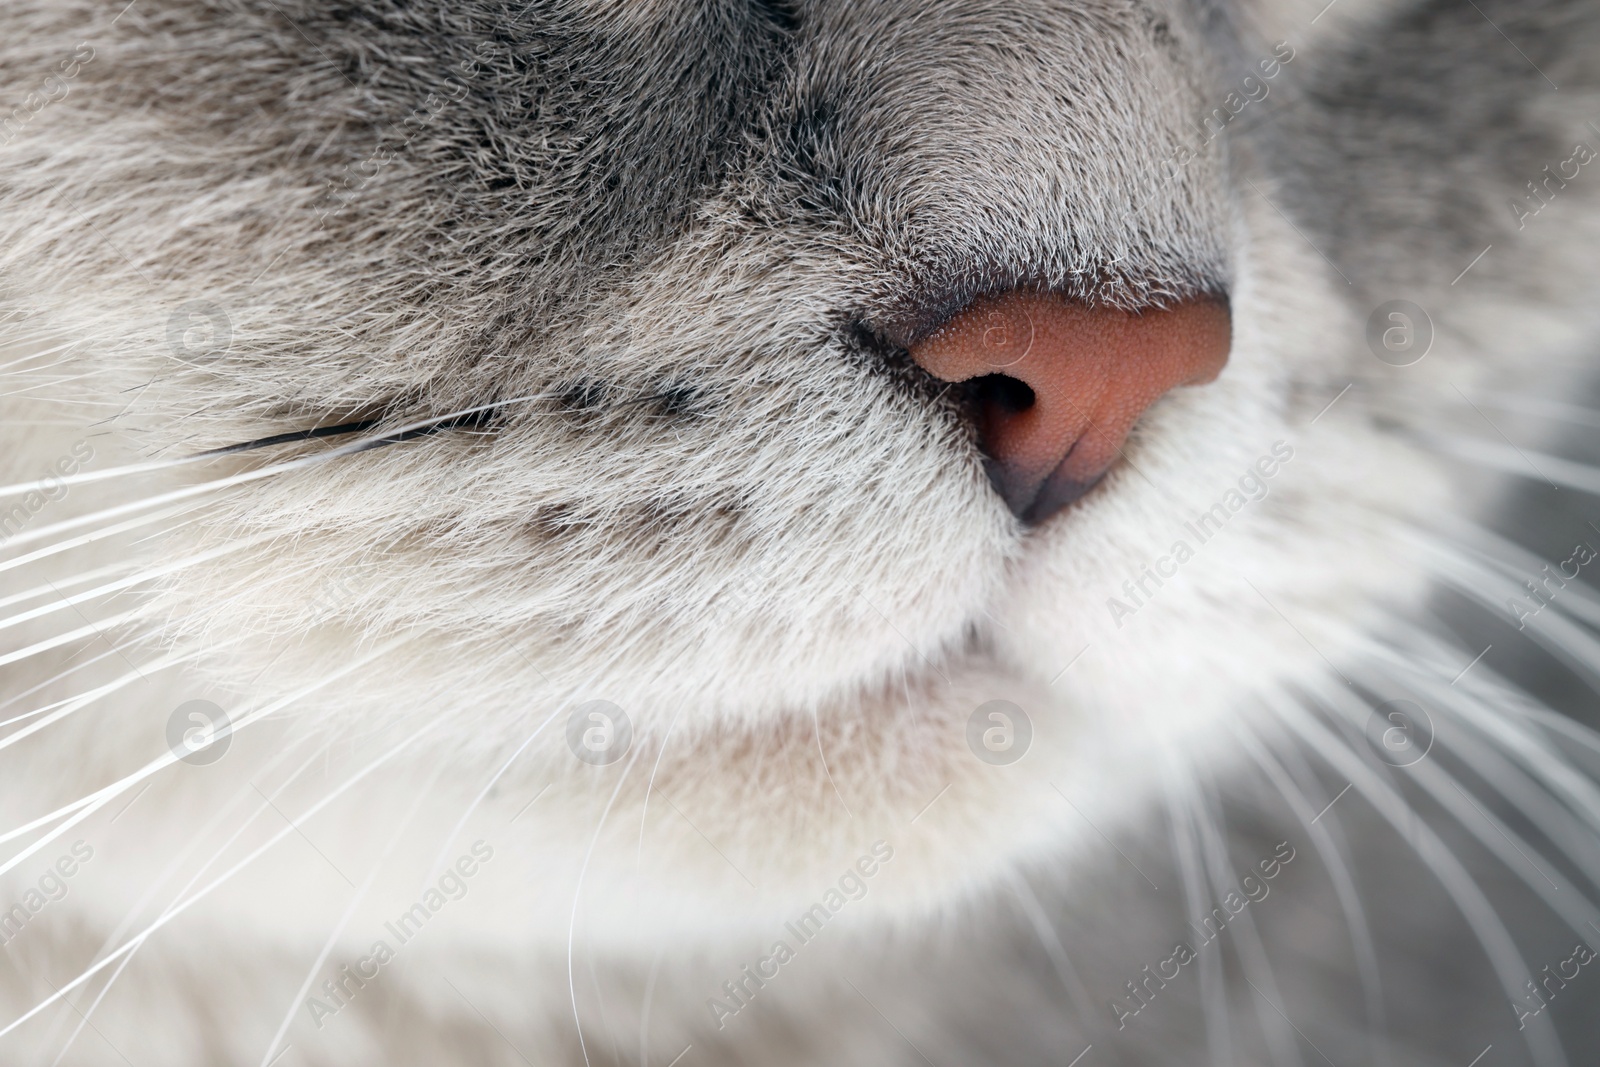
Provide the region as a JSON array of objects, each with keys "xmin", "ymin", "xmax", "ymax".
[
  {"xmin": 764, "ymin": 4, "xmax": 1231, "ymax": 308},
  {"xmin": 909, "ymin": 291, "xmax": 1231, "ymax": 523}
]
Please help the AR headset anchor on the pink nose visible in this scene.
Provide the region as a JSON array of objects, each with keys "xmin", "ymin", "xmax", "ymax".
[{"xmin": 909, "ymin": 292, "xmax": 1232, "ymax": 522}]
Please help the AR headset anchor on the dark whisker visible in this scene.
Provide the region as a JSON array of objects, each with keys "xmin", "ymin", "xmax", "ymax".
[
  {"xmin": 194, "ymin": 418, "xmax": 383, "ymax": 458},
  {"xmin": 192, "ymin": 408, "xmax": 497, "ymax": 459},
  {"xmin": 344, "ymin": 410, "xmax": 497, "ymax": 453}
]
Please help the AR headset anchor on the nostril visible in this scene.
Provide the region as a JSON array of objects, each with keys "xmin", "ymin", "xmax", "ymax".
[{"xmin": 963, "ymin": 374, "xmax": 1036, "ymax": 418}]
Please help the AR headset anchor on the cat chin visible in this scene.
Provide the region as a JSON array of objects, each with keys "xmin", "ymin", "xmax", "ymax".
[{"xmin": 58, "ymin": 654, "xmax": 1181, "ymax": 948}]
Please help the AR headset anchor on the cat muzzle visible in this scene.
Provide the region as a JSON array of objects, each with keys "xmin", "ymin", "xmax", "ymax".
[{"xmin": 908, "ymin": 292, "xmax": 1231, "ymax": 524}]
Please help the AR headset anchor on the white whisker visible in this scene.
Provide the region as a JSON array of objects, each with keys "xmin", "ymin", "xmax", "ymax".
[
  {"xmin": 1420, "ymin": 538, "xmax": 1600, "ymax": 692},
  {"xmin": 1366, "ymin": 636, "xmax": 1600, "ymax": 862},
  {"xmin": 0, "ymin": 338, "xmax": 84, "ymax": 375},
  {"xmin": 1187, "ymin": 755, "xmax": 1304, "ymax": 1067},
  {"xmin": 0, "ymin": 654, "xmax": 190, "ymax": 758},
  {"xmin": 0, "ymin": 641, "xmax": 396, "ymax": 883},
  {"xmin": 0, "ymin": 394, "xmax": 539, "ymax": 501},
  {"xmin": 570, "ymin": 746, "xmax": 646, "ymax": 1067},
  {"xmin": 0, "ymin": 396, "xmax": 543, "ymax": 561},
  {"xmin": 1231, "ymin": 719, "xmax": 1387, "ymax": 1053},
  {"xmin": 421, "ymin": 698, "xmax": 568, "ymax": 888},
  {"xmin": 1275, "ymin": 691, "xmax": 1570, "ymax": 1067},
  {"xmin": 0, "ymin": 693, "xmax": 444, "ymax": 1044},
  {"xmin": 0, "ymin": 607, "xmax": 153, "ymax": 673},
  {"xmin": 0, "ymin": 558, "xmax": 147, "ymax": 615},
  {"xmin": 0, "ymin": 532, "xmax": 272, "ymax": 637},
  {"xmin": 48, "ymin": 735, "xmax": 333, "ymax": 1066},
  {"xmin": 0, "ymin": 643, "xmax": 126, "ymax": 728},
  {"xmin": 0, "ymin": 505, "xmax": 196, "ymax": 578},
  {"xmin": 257, "ymin": 764, "xmax": 445, "ymax": 1067},
  {"xmin": 0, "ymin": 453, "xmax": 228, "ymax": 501},
  {"xmin": 1161, "ymin": 751, "xmax": 1233, "ymax": 1067},
  {"xmin": 1417, "ymin": 432, "xmax": 1600, "ymax": 495},
  {"xmin": 1006, "ymin": 870, "xmax": 1096, "ymax": 1031}
]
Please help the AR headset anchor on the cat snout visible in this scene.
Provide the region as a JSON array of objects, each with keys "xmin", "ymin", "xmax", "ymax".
[{"xmin": 908, "ymin": 292, "xmax": 1231, "ymax": 524}]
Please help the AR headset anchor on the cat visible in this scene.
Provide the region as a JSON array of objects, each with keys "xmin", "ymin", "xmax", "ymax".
[{"xmin": 1, "ymin": 0, "xmax": 1599, "ymax": 1063}]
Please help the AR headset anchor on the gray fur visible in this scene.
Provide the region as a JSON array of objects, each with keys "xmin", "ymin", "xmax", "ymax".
[{"xmin": 1, "ymin": 0, "xmax": 1600, "ymax": 1064}]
